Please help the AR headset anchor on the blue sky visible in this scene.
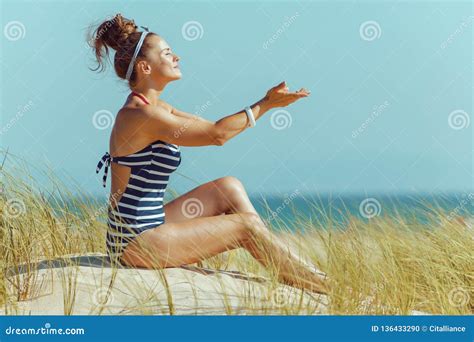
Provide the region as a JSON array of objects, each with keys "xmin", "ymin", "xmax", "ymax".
[{"xmin": 1, "ymin": 0, "xmax": 472, "ymax": 198}]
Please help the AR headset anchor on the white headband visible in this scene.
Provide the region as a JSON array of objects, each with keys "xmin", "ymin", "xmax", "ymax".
[{"xmin": 125, "ymin": 26, "xmax": 150, "ymax": 81}]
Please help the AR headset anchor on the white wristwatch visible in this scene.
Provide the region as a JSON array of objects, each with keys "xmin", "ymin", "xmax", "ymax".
[{"xmin": 244, "ymin": 106, "xmax": 256, "ymax": 127}]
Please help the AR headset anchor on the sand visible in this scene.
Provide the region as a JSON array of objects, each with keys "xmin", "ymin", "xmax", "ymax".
[{"xmin": 1, "ymin": 253, "xmax": 328, "ymax": 315}]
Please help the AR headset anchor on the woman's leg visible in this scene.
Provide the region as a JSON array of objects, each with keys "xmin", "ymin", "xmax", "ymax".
[
  {"xmin": 163, "ymin": 176, "xmax": 258, "ymax": 222},
  {"xmin": 164, "ymin": 176, "xmax": 328, "ymax": 281},
  {"xmin": 121, "ymin": 213, "xmax": 254, "ymax": 268},
  {"xmin": 240, "ymin": 214, "xmax": 329, "ymax": 294},
  {"xmin": 121, "ymin": 212, "xmax": 328, "ymax": 294}
]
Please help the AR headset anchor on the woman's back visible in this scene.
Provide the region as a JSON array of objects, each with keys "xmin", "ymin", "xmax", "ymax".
[{"xmin": 96, "ymin": 92, "xmax": 182, "ymax": 264}]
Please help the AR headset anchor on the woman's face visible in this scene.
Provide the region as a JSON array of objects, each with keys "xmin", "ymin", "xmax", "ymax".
[{"xmin": 139, "ymin": 35, "xmax": 181, "ymax": 83}]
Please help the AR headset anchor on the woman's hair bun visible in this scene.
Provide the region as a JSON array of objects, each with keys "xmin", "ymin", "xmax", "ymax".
[
  {"xmin": 87, "ymin": 13, "xmax": 139, "ymax": 73},
  {"xmin": 99, "ymin": 13, "xmax": 138, "ymax": 51}
]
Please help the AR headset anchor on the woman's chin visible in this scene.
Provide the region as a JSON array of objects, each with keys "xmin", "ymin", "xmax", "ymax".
[
  {"xmin": 170, "ymin": 71, "xmax": 182, "ymax": 81},
  {"xmin": 162, "ymin": 69, "xmax": 182, "ymax": 82}
]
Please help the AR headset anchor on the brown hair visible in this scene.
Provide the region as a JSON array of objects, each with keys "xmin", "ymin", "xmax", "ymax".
[{"xmin": 87, "ymin": 14, "xmax": 157, "ymax": 87}]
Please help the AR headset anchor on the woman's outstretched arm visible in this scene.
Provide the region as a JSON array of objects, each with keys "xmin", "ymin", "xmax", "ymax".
[
  {"xmin": 213, "ymin": 81, "xmax": 310, "ymax": 143},
  {"xmin": 141, "ymin": 81, "xmax": 310, "ymax": 146}
]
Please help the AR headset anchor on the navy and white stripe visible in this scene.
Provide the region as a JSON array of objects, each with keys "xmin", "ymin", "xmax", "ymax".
[{"xmin": 96, "ymin": 140, "xmax": 181, "ymax": 264}]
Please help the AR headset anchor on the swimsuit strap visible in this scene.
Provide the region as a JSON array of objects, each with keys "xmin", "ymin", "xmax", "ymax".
[
  {"xmin": 96, "ymin": 152, "xmax": 113, "ymax": 188},
  {"xmin": 130, "ymin": 92, "xmax": 150, "ymax": 105}
]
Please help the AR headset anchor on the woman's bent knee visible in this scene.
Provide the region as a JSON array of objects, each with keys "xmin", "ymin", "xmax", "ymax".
[
  {"xmin": 214, "ymin": 176, "xmax": 246, "ymax": 198},
  {"xmin": 214, "ymin": 176, "xmax": 244, "ymax": 189},
  {"xmin": 212, "ymin": 177, "xmax": 261, "ymax": 218}
]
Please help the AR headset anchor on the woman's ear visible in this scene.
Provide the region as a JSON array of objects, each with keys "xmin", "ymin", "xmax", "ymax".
[{"xmin": 138, "ymin": 60, "xmax": 152, "ymax": 76}]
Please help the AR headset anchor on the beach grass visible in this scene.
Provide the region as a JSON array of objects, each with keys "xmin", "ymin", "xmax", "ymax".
[{"xmin": 0, "ymin": 153, "xmax": 472, "ymax": 315}]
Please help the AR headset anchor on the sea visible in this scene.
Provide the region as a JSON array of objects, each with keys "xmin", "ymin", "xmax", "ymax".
[{"xmin": 73, "ymin": 192, "xmax": 474, "ymax": 231}]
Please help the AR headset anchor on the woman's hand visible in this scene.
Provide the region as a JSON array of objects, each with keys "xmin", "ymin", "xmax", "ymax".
[{"xmin": 262, "ymin": 81, "xmax": 311, "ymax": 109}]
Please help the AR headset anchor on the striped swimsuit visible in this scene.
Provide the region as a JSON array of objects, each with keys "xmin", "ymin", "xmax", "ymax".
[{"xmin": 96, "ymin": 92, "xmax": 181, "ymax": 265}]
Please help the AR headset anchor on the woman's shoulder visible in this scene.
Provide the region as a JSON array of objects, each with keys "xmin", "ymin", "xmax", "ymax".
[
  {"xmin": 156, "ymin": 99, "xmax": 173, "ymax": 112},
  {"xmin": 113, "ymin": 105, "xmax": 151, "ymax": 140}
]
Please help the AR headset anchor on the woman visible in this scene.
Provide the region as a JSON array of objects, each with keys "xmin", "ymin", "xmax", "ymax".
[{"xmin": 90, "ymin": 14, "xmax": 328, "ymax": 295}]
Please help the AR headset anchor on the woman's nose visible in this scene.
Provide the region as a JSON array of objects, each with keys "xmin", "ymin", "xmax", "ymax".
[{"xmin": 175, "ymin": 55, "xmax": 180, "ymax": 61}]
